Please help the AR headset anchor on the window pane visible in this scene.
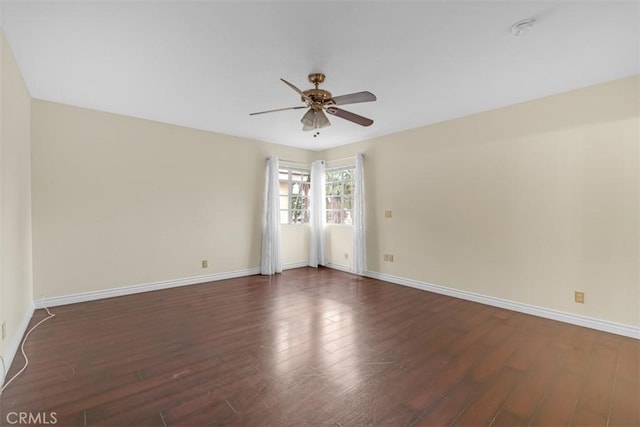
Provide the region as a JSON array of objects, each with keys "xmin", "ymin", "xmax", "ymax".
[
  {"xmin": 279, "ymin": 171, "xmax": 289, "ymax": 181},
  {"xmin": 326, "ymin": 182, "xmax": 342, "ymax": 196},
  {"xmin": 344, "ymin": 181, "xmax": 352, "ymax": 196},
  {"xmin": 342, "ymin": 169, "xmax": 353, "ymax": 181},
  {"xmin": 291, "ymin": 210, "xmax": 305, "ymax": 223},
  {"xmin": 291, "ymin": 182, "xmax": 301, "ymax": 195},
  {"xmin": 291, "ymin": 170, "xmax": 308, "ymax": 183},
  {"xmin": 326, "ymin": 196, "xmax": 342, "ymax": 209},
  {"xmin": 344, "ymin": 197, "xmax": 353, "ymax": 210},
  {"xmin": 326, "ymin": 210, "xmax": 342, "ymax": 224},
  {"xmin": 280, "ymin": 195, "xmax": 288, "ymax": 208},
  {"xmin": 289, "ymin": 195, "xmax": 300, "ymax": 210},
  {"xmin": 343, "ymin": 209, "xmax": 353, "ymax": 224},
  {"xmin": 326, "ymin": 170, "xmax": 341, "ymax": 182},
  {"xmin": 301, "ymin": 196, "xmax": 310, "ymax": 210},
  {"xmin": 301, "ymin": 182, "xmax": 310, "ymax": 196}
]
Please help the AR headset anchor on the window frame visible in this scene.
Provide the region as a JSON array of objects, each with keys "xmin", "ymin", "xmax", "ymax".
[
  {"xmin": 325, "ymin": 166, "xmax": 355, "ymax": 225},
  {"xmin": 279, "ymin": 167, "xmax": 311, "ymax": 225}
]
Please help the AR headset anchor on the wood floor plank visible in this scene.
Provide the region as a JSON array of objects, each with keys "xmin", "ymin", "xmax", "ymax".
[
  {"xmin": 453, "ymin": 367, "xmax": 522, "ymax": 426},
  {"xmin": 608, "ymin": 378, "xmax": 640, "ymax": 427},
  {"xmin": 531, "ymin": 371, "xmax": 582, "ymax": 426},
  {"xmin": 412, "ymin": 380, "xmax": 481, "ymax": 427},
  {"xmin": 575, "ymin": 343, "xmax": 618, "ymax": 417},
  {"xmin": 616, "ymin": 339, "xmax": 640, "ymax": 385},
  {"xmin": 501, "ymin": 349, "xmax": 558, "ymax": 422},
  {"xmin": 0, "ymin": 267, "xmax": 637, "ymax": 427},
  {"xmin": 489, "ymin": 409, "xmax": 527, "ymax": 427}
]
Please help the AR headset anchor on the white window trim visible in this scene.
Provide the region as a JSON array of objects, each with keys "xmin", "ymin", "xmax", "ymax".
[
  {"xmin": 325, "ymin": 166, "xmax": 355, "ymax": 225},
  {"xmin": 279, "ymin": 167, "xmax": 311, "ymax": 225}
]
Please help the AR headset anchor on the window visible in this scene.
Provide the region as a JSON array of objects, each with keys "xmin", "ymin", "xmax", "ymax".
[
  {"xmin": 279, "ymin": 168, "xmax": 310, "ymax": 224},
  {"xmin": 325, "ymin": 167, "xmax": 354, "ymax": 224}
]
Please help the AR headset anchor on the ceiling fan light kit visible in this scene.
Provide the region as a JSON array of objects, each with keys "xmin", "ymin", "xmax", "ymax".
[
  {"xmin": 250, "ymin": 73, "xmax": 377, "ymax": 134},
  {"xmin": 301, "ymin": 109, "xmax": 330, "ymax": 131}
]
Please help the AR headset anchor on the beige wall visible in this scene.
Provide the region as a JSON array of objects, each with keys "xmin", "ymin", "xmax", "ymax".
[
  {"xmin": 281, "ymin": 224, "xmax": 310, "ymax": 267},
  {"xmin": 325, "ymin": 224, "xmax": 352, "ymax": 269},
  {"xmin": 321, "ymin": 76, "xmax": 639, "ymax": 327},
  {"xmin": 31, "ymin": 100, "xmax": 313, "ymax": 298},
  {"xmin": 0, "ymin": 31, "xmax": 33, "ymax": 363}
]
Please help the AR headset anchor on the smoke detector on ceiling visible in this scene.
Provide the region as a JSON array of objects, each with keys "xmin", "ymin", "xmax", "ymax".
[{"xmin": 511, "ymin": 18, "xmax": 536, "ymax": 36}]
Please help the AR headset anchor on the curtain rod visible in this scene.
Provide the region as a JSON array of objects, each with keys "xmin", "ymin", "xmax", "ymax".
[
  {"xmin": 266, "ymin": 154, "xmax": 364, "ymax": 164},
  {"xmin": 265, "ymin": 157, "xmax": 309, "ymax": 165},
  {"xmin": 325, "ymin": 154, "xmax": 364, "ymax": 163}
]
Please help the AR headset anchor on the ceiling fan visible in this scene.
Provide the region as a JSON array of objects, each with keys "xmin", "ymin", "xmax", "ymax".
[{"xmin": 250, "ymin": 73, "xmax": 376, "ymax": 135}]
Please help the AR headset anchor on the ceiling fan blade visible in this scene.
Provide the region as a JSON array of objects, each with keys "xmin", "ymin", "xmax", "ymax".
[
  {"xmin": 249, "ymin": 106, "xmax": 306, "ymax": 116},
  {"xmin": 281, "ymin": 78, "xmax": 313, "ymax": 103},
  {"xmin": 331, "ymin": 91, "xmax": 377, "ymax": 106},
  {"xmin": 326, "ymin": 107, "xmax": 373, "ymax": 127}
]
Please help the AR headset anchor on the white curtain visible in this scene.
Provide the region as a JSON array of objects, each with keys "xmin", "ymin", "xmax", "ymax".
[
  {"xmin": 309, "ymin": 160, "xmax": 326, "ymax": 268},
  {"xmin": 261, "ymin": 156, "xmax": 282, "ymax": 275},
  {"xmin": 352, "ymin": 153, "xmax": 366, "ymax": 275}
]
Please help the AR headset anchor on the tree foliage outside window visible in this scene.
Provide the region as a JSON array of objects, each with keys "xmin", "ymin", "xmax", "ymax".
[
  {"xmin": 326, "ymin": 167, "xmax": 354, "ymax": 224},
  {"xmin": 279, "ymin": 168, "xmax": 310, "ymax": 224}
]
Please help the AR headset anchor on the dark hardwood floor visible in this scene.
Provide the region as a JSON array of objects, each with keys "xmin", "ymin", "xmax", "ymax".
[{"xmin": 1, "ymin": 268, "xmax": 638, "ymax": 426}]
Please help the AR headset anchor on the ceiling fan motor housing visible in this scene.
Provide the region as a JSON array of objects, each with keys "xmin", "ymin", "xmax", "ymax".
[
  {"xmin": 302, "ymin": 89, "xmax": 333, "ymax": 107},
  {"xmin": 303, "ymin": 73, "xmax": 333, "ymax": 108}
]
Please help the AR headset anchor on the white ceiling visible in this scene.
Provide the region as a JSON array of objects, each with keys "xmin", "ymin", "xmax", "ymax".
[{"xmin": 1, "ymin": 1, "xmax": 638, "ymax": 151}]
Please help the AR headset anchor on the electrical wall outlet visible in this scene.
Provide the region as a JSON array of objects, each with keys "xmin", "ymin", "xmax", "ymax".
[
  {"xmin": 344, "ymin": 253, "xmax": 349, "ymax": 259},
  {"xmin": 202, "ymin": 260, "xmax": 208, "ymax": 268},
  {"xmin": 384, "ymin": 210, "xmax": 392, "ymax": 218},
  {"xmin": 2, "ymin": 321, "xmax": 6, "ymax": 341},
  {"xmin": 574, "ymin": 291, "xmax": 585, "ymax": 304},
  {"xmin": 383, "ymin": 254, "xmax": 395, "ymax": 262}
]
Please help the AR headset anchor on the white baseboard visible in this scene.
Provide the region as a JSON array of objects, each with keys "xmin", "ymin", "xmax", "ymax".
[
  {"xmin": 31, "ymin": 266, "xmax": 638, "ymax": 341},
  {"xmin": 365, "ymin": 270, "xmax": 639, "ymax": 340},
  {"xmin": 38, "ymin": 268, "xmax": 261, "ymax": 308},
  {"xmin": 283, "ymin": 261, "xmax": 310, "ymax": 270},
  {"xmin": 286, "ymin": 261, "xmax": 355, "ymax": 271},
  {"xmin": 1, "ymin": 301, "xmax": 35, "ymax": 386},
  {"xmin": 326, "ymin": 262, "xmax": 352, "ymax": 273}
]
